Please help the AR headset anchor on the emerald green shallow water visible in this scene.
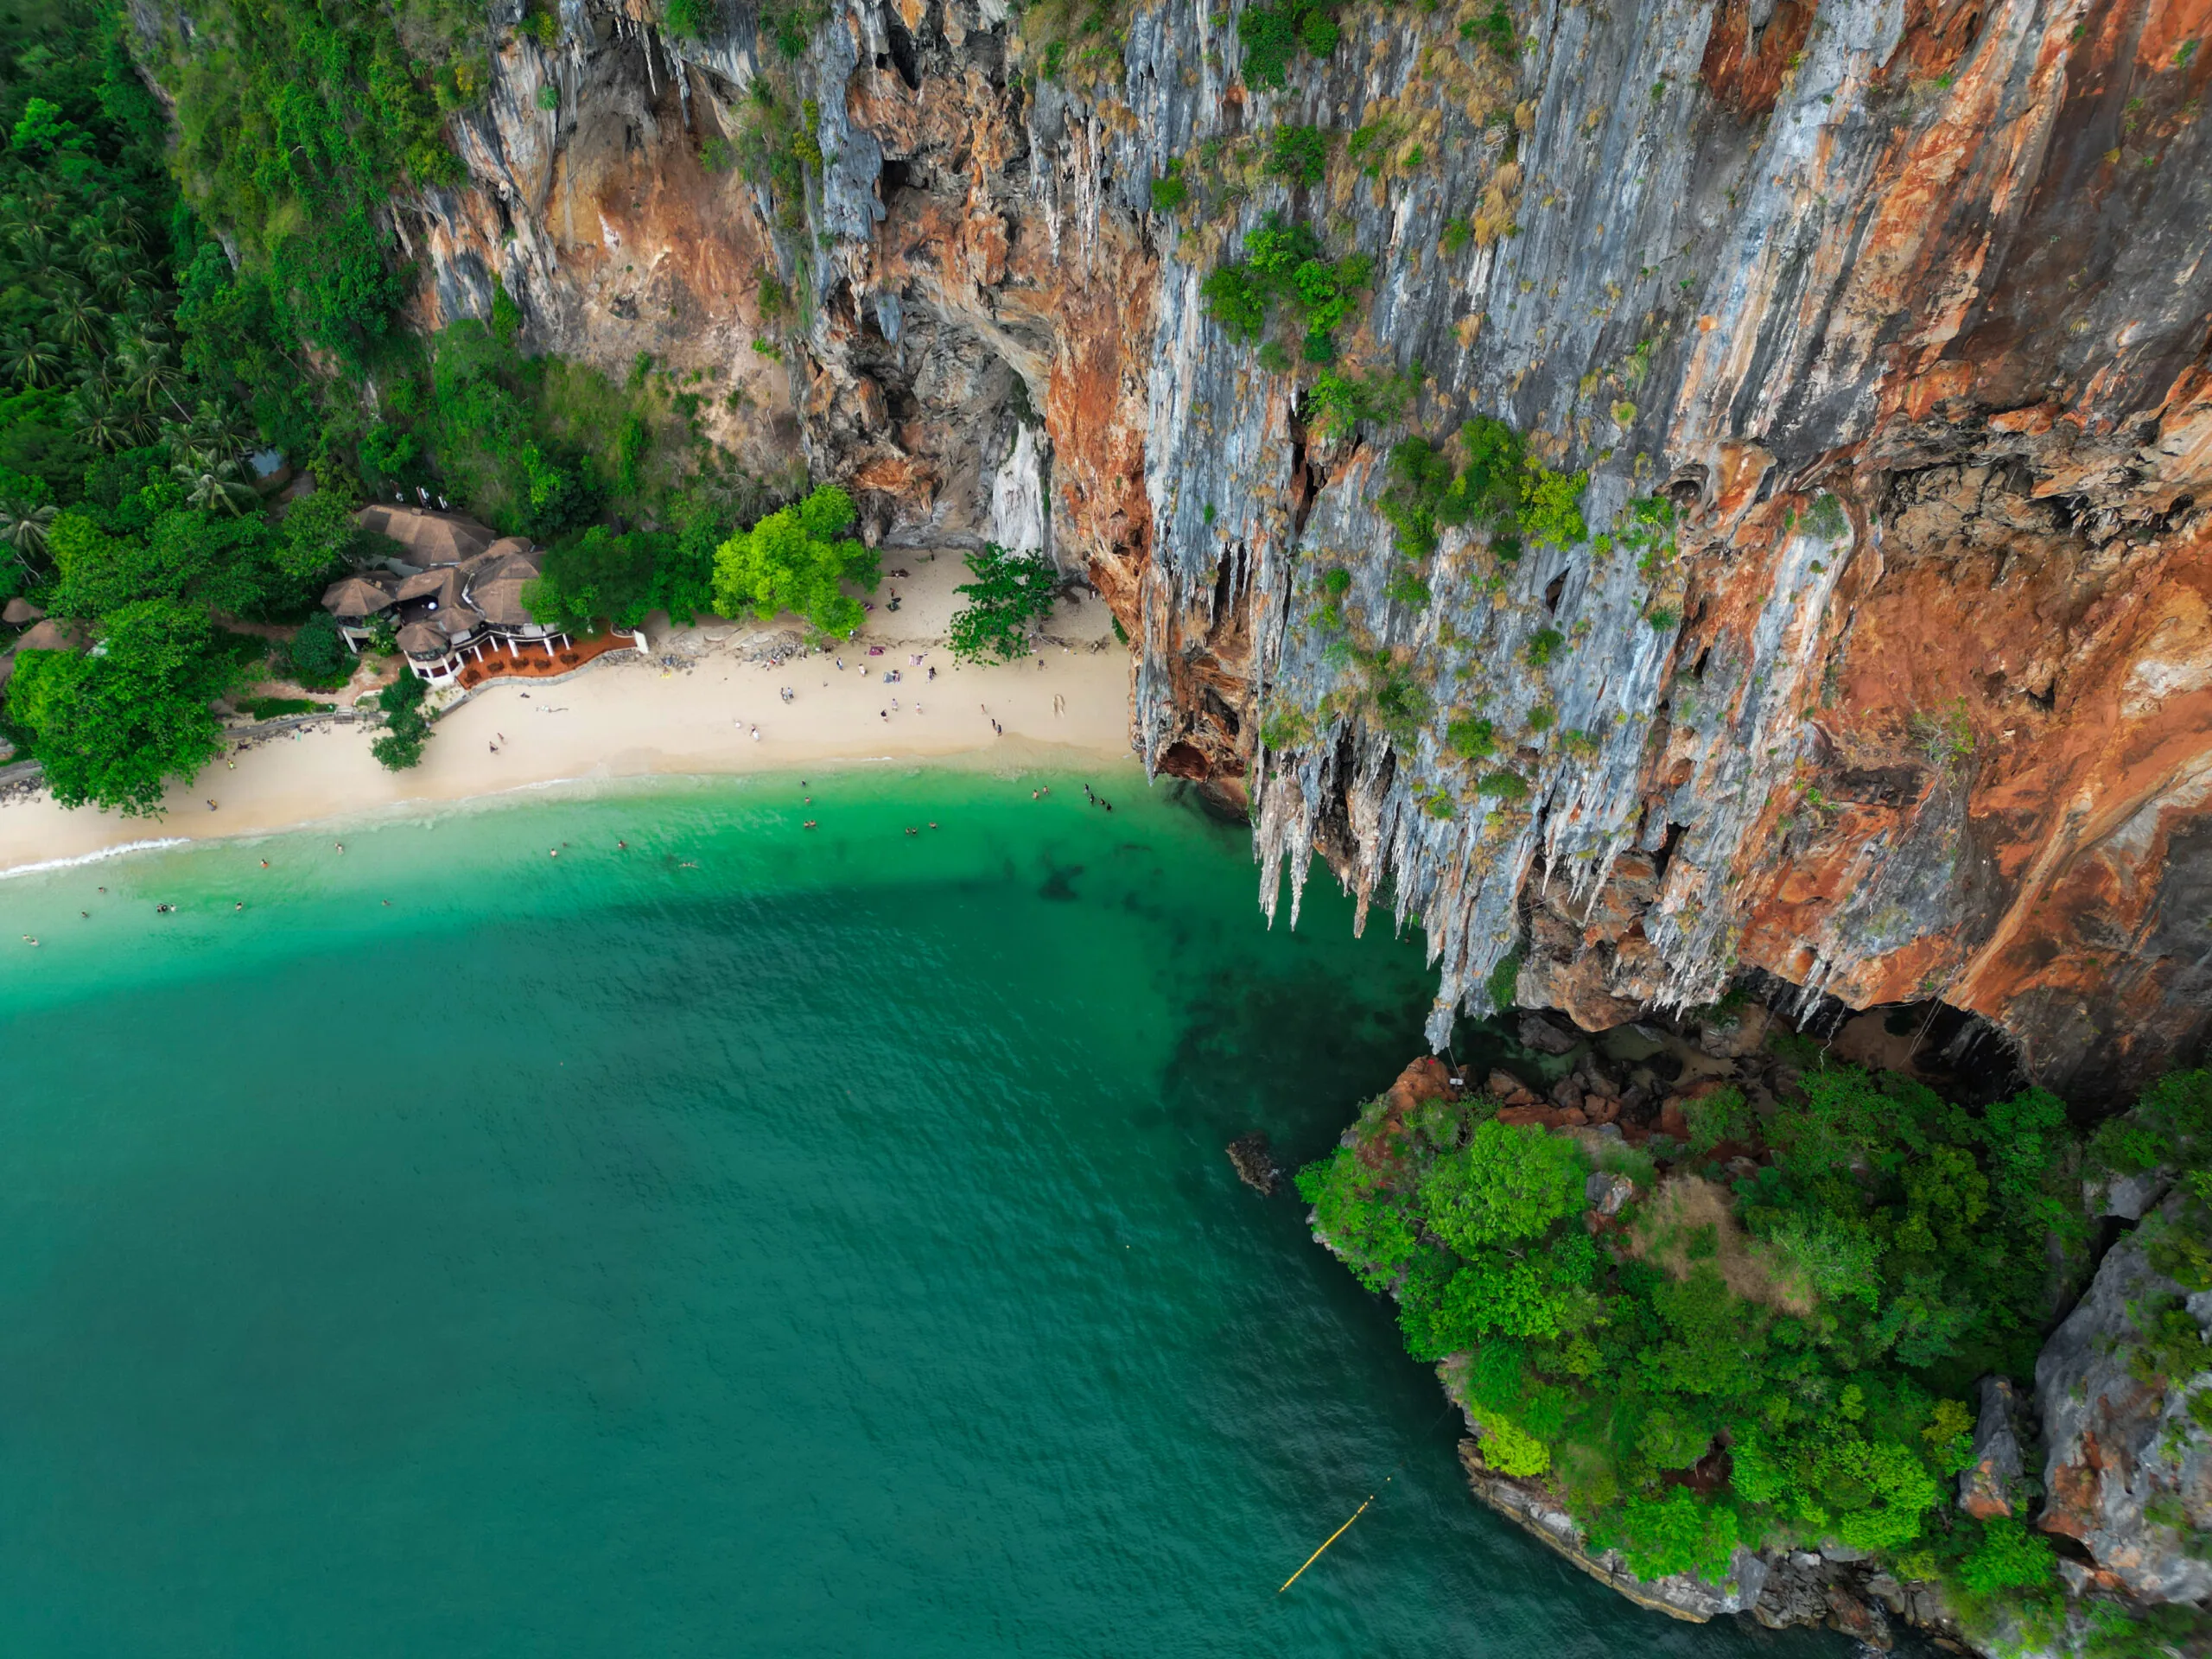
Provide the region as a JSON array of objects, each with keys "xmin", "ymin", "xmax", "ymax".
[{"xmin": 0, "ymin": 769, "xmax": 1842, "ymax": 1656}]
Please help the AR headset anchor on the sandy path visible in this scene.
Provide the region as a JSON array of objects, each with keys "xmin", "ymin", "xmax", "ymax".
[{"xmin": 0, "ymin": 554, "xmax": 1140, "ymax": 874}]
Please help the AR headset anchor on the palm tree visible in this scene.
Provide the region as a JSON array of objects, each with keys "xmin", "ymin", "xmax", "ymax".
[
  {"xmin": 72, "ymin": 200, "xmax": 143, "ymax": 252},
  {"xmin": 46, "ymin": 280, "xmax": 104, "ymax": 353},
  {"xmin": 1, "ymin": 327, "xmax": 59, "ymax": 388},
  {"xmin": 173, "ymin": 456, "xmax": 257, "ymax": 516},
  {"xmin": 114, "ymin": 339, "xmax": 184, "ymax": 414},
  {"xmin": 70, "ymin": 388, "xmax": 134, "ymax": 452},
  {"xmin": 0, "ymin": 499, "xmax": 57, "ymax": 562},
  {"xmin": 10, "ymin": 228, "xmax": 60, "ymax": 290}
]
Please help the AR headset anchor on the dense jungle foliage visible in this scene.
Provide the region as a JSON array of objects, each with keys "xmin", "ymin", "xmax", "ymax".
[
  {"xmin": 0, "ymin": 0, "xmax": 804, "ymax": 812},
  {"xmin": 1298, "ymin": 1052, "xmax": 2212, "ymax": 1653}
]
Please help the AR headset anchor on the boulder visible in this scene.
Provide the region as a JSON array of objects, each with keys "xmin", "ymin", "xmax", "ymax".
[
  {"xmin": 1957, "ymin": 1376, "xmax": 2024, "ymax": 1519},
  {"xmin": 1696, "ymin": 1001, "xmax": 1770, "ymax": 1058},
  {"xmin": 1516, "ymin": 1011, "xmax": 1582, "ymax": 1055},
  {"xmin": 1822, "ymin": 1580, "xmax": 1893, "ymax": 1649},
  {"xmin": 1585, "ymin": 1170, "xmax": 1636, "ymax": 1218},
  {"xmin": 2, "ymin": 597, "xmax": 42, "ymax": 626},
  {"xmin": 2092, "ymin": 1167, "xmax": 2172, "ymax": 1221},
  {"xmin": 2034, "ymin": 1198, "xmax": 2212, "ymax": 1603},
  {"xmin": 1384, "ymin": 1056, "xmax": 1454, "ymax": 1116}
]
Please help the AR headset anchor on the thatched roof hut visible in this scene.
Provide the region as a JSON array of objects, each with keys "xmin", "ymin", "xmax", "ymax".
[
  {"xmin": 321, "ymin": 575, "xmax": 396, "ymax": 620},
  {"xmin": 14, "ymin": 619, "xmax": 88, "ymax": 653},
  {"xmin": 466, "ymin": 547, "xmax": 545, "ymax": 627},
  {"xmin": 0, "ymin": 617, "xmax": 91, "ymax": 687},
  {"xmin": 2, "ymin": 597, "xmax": 43, "ymax": 626},
  {"xmin": 395, "ymin": 566, "xmax": 466, "ymax": 607},
  {"xmin": 396, "ymin": 620, "xmax": 449, "ymax": 659},
  {"xmin": 354, "ymin": 505, "xmax": 494, "ymax": 566}
]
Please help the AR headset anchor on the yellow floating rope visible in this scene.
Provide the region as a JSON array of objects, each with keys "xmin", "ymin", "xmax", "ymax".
[{"xmin": 1278, "ymin": 1476, "xmax": 1390, "ymax": 1593}]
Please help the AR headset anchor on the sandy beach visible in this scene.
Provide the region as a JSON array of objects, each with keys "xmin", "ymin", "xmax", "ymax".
[{"xmin": 0, "ymin": 552, "xmax": 1141, "ymax": 875}]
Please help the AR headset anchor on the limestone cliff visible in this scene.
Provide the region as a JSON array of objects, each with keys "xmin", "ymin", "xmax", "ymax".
[{"xmin": 382, "ymin": 0, "xmax": 2209, "ymax": 1093}]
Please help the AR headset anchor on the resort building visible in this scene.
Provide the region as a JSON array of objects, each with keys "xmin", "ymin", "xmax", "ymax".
[{"xmin": 321, "ymin": 508, "xmax": 571, "ymax": 685}]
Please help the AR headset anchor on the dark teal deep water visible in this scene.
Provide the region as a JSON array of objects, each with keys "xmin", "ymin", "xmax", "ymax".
[{"xmin": 0, "ymin": 770, "xmax": 1842, "ymax": 1657}]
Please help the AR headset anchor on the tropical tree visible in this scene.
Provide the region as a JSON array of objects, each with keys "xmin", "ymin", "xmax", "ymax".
[
  {"xmin": 114, "ymin": 340, "xmax": 185, "ymax": 413},
  {"xmin": 710, "ymin": 484, "xmax": 880, "ymax": 636},
  {"xmin": 8, "ymin": 598, "xmax": 231, "ymax": 816},
  {"xmin": 0, "ymin": 499, "xmax": 58, "ymax": 562},
  {"xmin": 47, "ymin": 281, "xmax": 105, "ymax": 352},
  {"xmin": 172, "ymin": 455, "xmax": 257, "ymax": 515},
  {"xmin": 2, "ymin": 327, "xmax": 60, "ymax": 387},
  {"xmin": 946, "ymin": 543, "xmax": 1061, "ymax": 663}
]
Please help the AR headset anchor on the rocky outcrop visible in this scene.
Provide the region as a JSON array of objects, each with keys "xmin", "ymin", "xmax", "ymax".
[
  {"xmin": 1224, "ymin": 1130, "xmax": 1282, "ymax": 1193},
  {"xmin": 1959, "ymin": 1375, "xmax": 2027, "ymax": 1521},
  {"xmin": 1455, "ymin": 1441, "xmax": 1770, "ymax": 1621},
  {"xmin": 287, "ymin": 0, "xmax": 2212, "ymax": 1091},
  {"xmin": 2035, "ymin": 1198, "xmax": 2212, "ymax": 1604}
]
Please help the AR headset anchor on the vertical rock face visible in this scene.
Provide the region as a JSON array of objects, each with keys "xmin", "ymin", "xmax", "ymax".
[
  {"xmin": 400, "ymin": 0, "xmax": 2211, "ymax": 1089},
  {"xmin": 2034, "ymin": 1205, "xmax": 2212, "ymax": 1604}
]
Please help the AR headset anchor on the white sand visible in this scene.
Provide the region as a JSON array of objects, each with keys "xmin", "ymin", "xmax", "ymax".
[{"xmin": 0, "ymin": 552, "xmax": 1139, "ymax": 874}]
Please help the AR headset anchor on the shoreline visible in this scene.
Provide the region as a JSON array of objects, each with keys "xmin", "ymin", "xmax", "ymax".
[{"xmin": 0, "ymin": 556, "xmax": 1142, "ymax": 876}]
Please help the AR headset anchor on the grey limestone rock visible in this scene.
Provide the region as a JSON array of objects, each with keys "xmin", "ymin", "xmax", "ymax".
[
  {"xmin": 1958, "ymin": 1375, "xmax": 2025, "ymax": 1520},
  {"xmin": 2034, "ymin": 1202, "xmax": 2212, "ymax": 1604}
]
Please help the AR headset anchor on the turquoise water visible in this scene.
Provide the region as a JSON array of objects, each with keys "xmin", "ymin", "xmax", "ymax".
[{"xmin": 0, "ymin": 770, "xmax": 1841, "ymax": 1656}]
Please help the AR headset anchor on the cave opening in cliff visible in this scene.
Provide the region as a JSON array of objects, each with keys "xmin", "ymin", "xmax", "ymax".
[{"xmin": 884, "ymin": 16, "xmax": 922, "ymax": 90}]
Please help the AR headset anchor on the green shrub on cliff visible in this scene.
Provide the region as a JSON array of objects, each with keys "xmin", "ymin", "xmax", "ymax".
[
  {"xmin": 1377, "ymin": 416, "xmax": 1587, "ymax": 564},
  {"xmin": 1201, "ymin": 215, "xmax": 1373, "ymax": 363},
  {"xmin": 1237, "ymin": 0, "xmax": 1339, "ymax": 88}
]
